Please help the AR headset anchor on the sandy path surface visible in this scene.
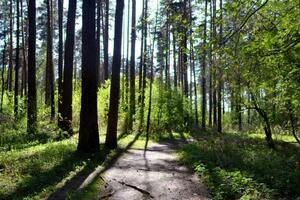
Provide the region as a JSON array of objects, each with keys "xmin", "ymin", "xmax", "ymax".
[{"xmin": 101, "ymin": 142, "xmax": 210, "ymax": 200}]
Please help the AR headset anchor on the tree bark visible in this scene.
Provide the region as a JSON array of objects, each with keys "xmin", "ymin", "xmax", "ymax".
[
  {"xmin": 57, "ymin": 0, "xmax": 64, "ymax": 127},
  {"xmin": 128, "ymin": 0, "xmax": 136, "ymax": 131},
  {"xmin": 201, "ymin": 0, "xmax": 208, "ymax": 130},
  {"xmin": 27, "ymin": 0, "xmax": 37, "ymax": 134},
  {"xmin": 78, "ymin": 0, "xmax": 100, "ymax": 153},
  {"xmin": 14, "ymin": 0, "xmax": 20, "ymax": 118},
  {"xmin": 103, "ymin": 0, "xmax": 109, "ymax": 80},
  {"xmin": 60, "ymin": 0, "xmax": 76, "ymax": 134},
  {"xmin": 105, "ymin": 0, "xmax": 124, "ymax": 150}
]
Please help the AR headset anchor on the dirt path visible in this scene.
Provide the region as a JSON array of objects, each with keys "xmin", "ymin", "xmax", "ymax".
[{"xmin": 101, "ymin": 141, "xmax": 210, "ymax": 200}]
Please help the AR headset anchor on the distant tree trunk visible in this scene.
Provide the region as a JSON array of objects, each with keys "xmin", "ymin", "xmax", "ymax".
[
  {"xmin": 14, "ymin": 0, "xmax": 20, "ymax": 118},
  {"xmin": 201, "ymin": 0, "xmax": 208, "ymax": 130},
  {"xmin": 8, "ymin": 0, "xmax": 13, "ymax": 92},
  {"xmin": 138, "ymin": 0, "xmax": 145, "ymax": 104},
  {"xmin": 140, "ymin": 0, "xmax": 148, "ymax": 130},
  {"xmin": 78, "ymin": 0, "xmax": 100, "ymax": 153},
  {"xmin": 103, "ymin": 0, "xmax": 109, "ymax": 80},
  {"xmin": 57, "ymin": 0, "xmax": 64, "ymax": 126},
  {"xmin": 21, "ymin": 0, "xmax": 27, "ymax": 98},
  {"xmin": 250, "ymin": 92, "xmax": 275, "ymax": 149},
  {"xmin": 172, "ymin": 31, "xmax": 177, "ymax": 89},
  {"xmin": 208, "ymin": 0, "xmax": 213, "ymax": 127},
  {"xmin": 105, "ymin": 0, "xmax": 124, "ymax": 150},
  {"xmin": 191, "ymin": 46, "xmax": 199, "ymax": 127},
  {"xmin": 217, "ymin": 0, "xmax": 223, "ymax": 133},
  {"xmin": 27, "ymin": 0, "xmax": 37, "ymax": 134},
  {"xmin": 1, "ymin": 39, "xmax": 6, "ymax": 112},
  {"xmin": 45, "ymin": 0, "xmax": 55, "ymax": 119},
  {"xmin": 183, "ymin": 0, "xmax": 188, "ymax": 97},
  {"xmin": 128, "ymin": 0, "xmax": 136, "ymax": 131},
  {"xmin": 60, "ymin": 0, "xmax": 76, "ymax": 134},
  {"xmin": 212, "ymin": 0, "xmax": 217, "ymax": 127}
]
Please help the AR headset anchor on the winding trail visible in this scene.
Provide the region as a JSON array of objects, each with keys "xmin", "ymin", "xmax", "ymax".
[{"xmin": 101, "ymin": 141, "xmax": 210, "ymax": 200}]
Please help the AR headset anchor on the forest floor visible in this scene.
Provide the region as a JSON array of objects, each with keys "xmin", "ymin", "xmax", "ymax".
[{"xmin": 100, "ymin": 139, "xmax": 210, "ymax": 200}]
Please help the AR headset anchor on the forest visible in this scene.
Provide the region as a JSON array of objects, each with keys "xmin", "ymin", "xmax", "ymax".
[{"xmin": 0, "ymin": 0, "xmax": 299, "ymax": 199}]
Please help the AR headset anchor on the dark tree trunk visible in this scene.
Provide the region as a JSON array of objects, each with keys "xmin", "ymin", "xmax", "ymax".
[
  {"xmin": 60, "ymin": 0, "xmax": 76, "ymax": 134},
  {"xmin": 201, "ymin": 0, "xmax": 208, "ymax": 130},
  {"xmin": 212, "ymin": 0, "xmax": 217, "ymax": 128},
  {"xmin": 128, "ymin": 0, "xmax": 136, "ymax": 131},
  {"xmin": 57, "ymin": 0, "xmax": 64, "ymax": 126},
  {"xmin": 105, "ymin": 0, "xmax": 124, "ymax": 150},
  {"xmin": 78, "ymin": 0, "xmax": 100, "ymax": 153},
  {"xmin": 208, "ymin": 0, "xmax": 213, "ymax": 127},
  {"xmin": 8, "ymin": 0, "xmax": 13, "ymax": 92},
  {"xmin": 21, "ymin": 0, "xmax": 27, "ymax": 98},
  {"xmin": 14, "ymin": 0, "xmax": 20, "ymax": 118},
  {"xmin": 217, "ymin": 0, "xmax": 223, "ymax": 133},
  {"xmin": 45, "ymin": 0, "xmax": 55, "ymax": 119},
  {"xmin": 103, "ymin": 0, "xmax": 109, "ymax": 80},
  {"xmin": 27, "ymin": 0, "xmax": 37, "ymax": 134},
  {"xmin": 138, "ymin": 0, "xmax": 145, "ymax": 104},
  {"xmin": 96, "ymin": 0, "xmax": 101, "ymax": 86}
]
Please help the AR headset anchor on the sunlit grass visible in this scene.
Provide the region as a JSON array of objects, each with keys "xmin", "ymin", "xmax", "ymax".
[{"xmin": 178, "ymin": 131, "xmax": 300, "ymax": 200}]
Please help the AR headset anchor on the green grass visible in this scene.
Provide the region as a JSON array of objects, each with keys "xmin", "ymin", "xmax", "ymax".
[
  {"xmin": 0, "ymin": 120, "xmax": 153, "ymax": 200},
  {"xmin": 178, "ymin": 131, "xmax": 300, "ymax": 200}
]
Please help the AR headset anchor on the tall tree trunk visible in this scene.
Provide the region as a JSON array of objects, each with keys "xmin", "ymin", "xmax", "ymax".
[
  {"xmin": 212, "ymin": 0, "xmax": 217, "ymax": 127},
  {"xmin": 103, "ymin": 0, "xmax": 109, "ymax": 80},
  {"xmin": 78, "ymin": 0, "xmax": 100, "ymax": 153},
  {"xmin": 138, "ymin": 0, "xmax": 145, "ymax": 105},
  {"xmin": 217, "ymin": 0, "xmax": 222, "ymax": 132},
  {"xmin": 105, "ymin": 0, "xmax": 124, "ymax": 149},
  {"xmin": 96, "ymin": 0, "xmax": 101, "ymax": 86},
  {"xmin": 8, "ymin": 0, "xmax": 13, "ymax": 92},
  {"xmin": 46, "ymin": 0, "xmax": 55, "ymax": 119},
  {"xmin": 21, "ymin": 0, "xmax": 27, "ymax": 98},
  {"xmin": 208, "ymin": 0, "xmax": 213, "ymax": 127},
  {"xmin": 128, "ymin": 0, "xmax": 136, "ymax": 131},
  {"xmin": 14, "ymin": 0, "xmax": 20, "ymax": 118},
  {"xmin": 57, "ymin": 0, "xmax": 64, "ymax": 126},
  {"xmin": 60, "ymin": 0, "xmax": 76, "ymax": 134},
  {"xmin": 27, "ymin": 0, "xmax": 37, "ymax": 134},
  {"xmin": 140, "ymin": 0, "xmax": 148, "ymax": 131},
  {"xmin": 201, "ymin": 0, "xmax": 208, "ymax": 130}
]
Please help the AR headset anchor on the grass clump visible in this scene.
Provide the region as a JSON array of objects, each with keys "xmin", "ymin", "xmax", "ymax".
[{"xmin": 178, "ymin": 131, "xmax": 300, "ymax": 200}]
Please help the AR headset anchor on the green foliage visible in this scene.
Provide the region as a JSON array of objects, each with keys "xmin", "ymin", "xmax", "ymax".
[{"xmin": 178, "ymin": 131, "xmax": 300, "ymax": 200}]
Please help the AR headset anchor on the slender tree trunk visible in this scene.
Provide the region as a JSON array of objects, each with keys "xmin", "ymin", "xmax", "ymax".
[
  {"xmin": 21, "ymin": 0, "xmax": 27, "ymax": 98},
  {"xmin": 172, "ymin": 31, "xmax": 177, "ymax": 89},
  {"xmin": 103, "ymin": 0, "xmax": 109, "ymax": 80},
  {"xmin": 57, "ymin": 0, "xmax": 64, "ymax": 126},
  {"xmin": 27, "ymin": 0, "xmax": 37, "ymax": 134},
  {"xmin": 60, "ymin": 0, "xmax": 76, "ymax": 134},
  {"xmin": 138, "ymin": 0, "xmax": 145, "ymax": 105},
  {"xmin": 1, "ymin": 39, "xmax": 6, "ymax": 112},
  {"xmin": 128, "ymin": 0, "xmax": 136, "ymax": 131},
  {"xmin": 201, "ymin": 0, "xmax": 208, "ymax": 130},
  {"xmin": 212, "ymin": 0, "xmax": 217, "ymax": 127},
  {"xmin": 217, "ymin": 0, "xmax": 223, "ymax": 132},
  {"xmin": 96, "ymin": 0, "xmax": 101, "ymax": 86},
  {"xmin": 105, "ymin": 0, "xmax": 124, "ymax": 149},
  {"xmin": 78, "ymin": 0, "xmax": 100, "ymax": 153},
  {"xmin": 208, "ymin": 0, "xmax": 213, "ymax": 127},
  {"xmin": 8, "ymin": 0, "xmax": 13, "ymax": 92},
  {"xmin": 14, "ymin": 0, "xmax": 20, "ymax": 118},
  {"xmin": 46, "ymin": 0, "xmax": 55, "ymax": 119},
  {"xmin": 140, "ymin": 0, "xmax": 148, "ymax": 131}
]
